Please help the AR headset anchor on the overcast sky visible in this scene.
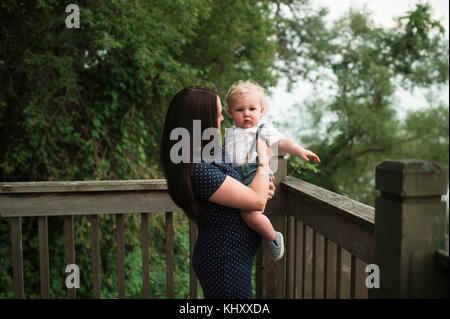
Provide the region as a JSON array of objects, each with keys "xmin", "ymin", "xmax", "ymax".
[
  {"xmin": 317, "ymin": 0, "xmax": 449, "ymax": 30},
  {"xmin": 266, "ymin": 0, "xmax": 449, "ymax": 137}
]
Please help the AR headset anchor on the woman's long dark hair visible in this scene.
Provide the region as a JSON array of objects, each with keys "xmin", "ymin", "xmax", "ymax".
[{"xmin": 161, "ymin": 86, "xmax": 219, "ymax": 222}]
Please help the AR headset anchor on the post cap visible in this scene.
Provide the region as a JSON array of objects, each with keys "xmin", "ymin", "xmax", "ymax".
[{"xmin": 376, "ymin": 160, "xmax": 448, "ymax": 197}]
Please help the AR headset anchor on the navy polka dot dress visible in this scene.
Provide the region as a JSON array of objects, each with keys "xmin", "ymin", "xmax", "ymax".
[{"xmin": 191, "ymin": 148, "xmax": 262, "ymax": 299}]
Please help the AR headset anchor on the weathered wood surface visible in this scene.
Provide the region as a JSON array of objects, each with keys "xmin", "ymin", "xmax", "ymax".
[
  {"xmin": 166, "ymin": 212, "xmax": 174, "ymax": 299},
  {"xmin": 294, "ymin": 220, "xmax": 304, "ymax": 299},
  {"xmin": 285, "ymin": 215, "xmax": 295, "ymax": 299},
  {"xmin": 90, "ymin": 214, "xmax": 101, "ymax": 299},
  {"xmin": 38, "ymin": 216, "xmax": 50, "ymax": 298},
  {"xmin": 116, "ymin": 214, "xmax": 126, "ymax": 299},
  {"xmin": 314, "ymin": 232, "xmax": 325, "ymax": 299},
  {"xmin": 189, "ymin": 219, "xmax": 198, "ymax": 299},
  {"xmin": 64, "ymin": 215, "xmax": 76, "ymax": 299},
  {"xmin": 372, "ymin": 160, "xmax": 448, "ymax": 299},
  {"xmin": 282, "ymin": 177, "xmax": 374, "ymax": 229},
  {"xmin": 282, "ymin": 177, "xmax": 375, "ymax": 264},
  {"xmin": 435, "ymin": 235, "xmax": 449, "ymax": 271},
  {"xmin": 303, "ymin": 225, "xmax": 313, "ymax": 299},
  {"xmin": 0, "ymin": 190, "xmax": 180, "ymax": 217},
  {"xmin": 11, "ymin": 217, "xmax": 24, "ymax": 298},
  {"xmin": 141, "ymin": 213, "xmax": 150, "ymax": 299},
  {"xmin": 355, "ymin": 257, "xmax": 369, "ymax": 299},
  {"xmin": 325, "ymin": 239, "xmax": 337, "ymax": 299},
  {"xmin": 0, "ymin": 179, "xmax": 169, "ymax": 193}
]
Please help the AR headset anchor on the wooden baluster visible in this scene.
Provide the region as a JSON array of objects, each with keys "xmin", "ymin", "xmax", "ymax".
[
  {"xmin": 189, "ymin": 218, "xmax": 197, "ymax": 299},
  {"xmin": 285, "ymin": 215, "xmax": 295, "ymax": 299},
  {"xmin": 11, "ymin": 217, "xmax": 24, "ymax": 298},
  {"xmin": 165, "ymin": 212, "xmax": 174, "ymax": 299},
  {"xmin": 323, "ymin": 237, "xmax": 328, "ymax": 298},
  {"xmin": 314, "ymin": 232, "xmax": 325, "ymax": 299},
  {"xmin": 141, "ymin": 213, "xmax": 150, "ymax": 299},
  {"xmin": 294, "ymin": 220, "xmax": 304, "ymax": 299},
  {"xmin": 116, "ymin": 214, "xmax": 125, "ymax": 299},
  {"xmin": 38, "ymin": 216, "xmax": 50, "ymax": 298},
  {"xmin": 64, "ymin": 215, "xmax": 76, "ymax": 298},
  {"xmin": 354, "ymin": 258, "xmax": 368, "ymax": 299},
  {"xmin": 335, "ymin": 245, "xmax": 341, "ymax": 299},
  {"xmin": 90, "ymin": 214, "xmax": 101, "ymax": 299},
  {"xmin": 340, "ymin": 248, "xmax": 352, "ymax": 299},
  {"xmin": 304, "ymin": 225, "xmax": 314, "ymax": 299},
  {"xmin": 326, "ymin": 240, "xmax": 337, "ymax": 299},
  {"xmin": 350, "ymin": 254, "xmax": 357, "ymax": 299}
]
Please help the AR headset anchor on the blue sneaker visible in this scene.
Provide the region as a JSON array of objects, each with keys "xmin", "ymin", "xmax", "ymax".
[{"xmin": 267, "ymin": 231, "xmax": 284, "ymax": 261}]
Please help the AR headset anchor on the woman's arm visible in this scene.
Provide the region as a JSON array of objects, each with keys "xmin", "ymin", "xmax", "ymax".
[
  {"xmin": 209, "ymin": 139, "xmax": 272, "ymax": 211},
  {"xmin": 208, "ymin": 174, "xmax": 268, "ymax": 211}
]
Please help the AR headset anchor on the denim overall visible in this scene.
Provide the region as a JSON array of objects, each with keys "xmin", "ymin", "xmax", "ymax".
[{"xmin": 234, "ymin": 123, "xmax": 273, "ymax": 186}]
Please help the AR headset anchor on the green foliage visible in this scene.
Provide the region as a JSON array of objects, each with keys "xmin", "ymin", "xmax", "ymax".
[
  {"xmin": 397, "ymin": 104, "xmax": 449, "ymax": 166},
  {"xmin": 0, "ymin": 0, "xmax": 285, "ymax": 299},
  {"xmin": 286, "ymin": 4, "xmax": 449, "ymax": 206},
  {"xmin": 1, "ymin": 0, "xmax": 448, "ymax": 298},
  {"xmin": 1, "ymin": 0, "xmax": 279, "ymax": 183}
]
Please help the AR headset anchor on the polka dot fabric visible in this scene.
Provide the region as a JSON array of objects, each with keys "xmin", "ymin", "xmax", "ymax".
[{"xmin": 191, "ymin": 147, "xmax": 262, "ymax": 299}]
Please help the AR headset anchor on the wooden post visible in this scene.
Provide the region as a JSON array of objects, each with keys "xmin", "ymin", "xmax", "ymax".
[
  {"xmin": 371, "ymin": 160, "xmax": 448, "ymax": 298},
  {"xmin": 256, "ymin": 150, "xmax": 287, "ymax": 298}
]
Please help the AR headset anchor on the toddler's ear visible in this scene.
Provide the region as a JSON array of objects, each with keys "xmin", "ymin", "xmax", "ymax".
[
  {"xmin": 260, "ymin": 105, "xmax": 265, "ymax": 116},
  {"xmin": 226, "ymin": 108, "xmax": 233, "ymax": 118}
]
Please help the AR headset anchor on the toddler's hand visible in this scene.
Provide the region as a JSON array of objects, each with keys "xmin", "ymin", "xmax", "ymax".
[{"xmin": 300, "ymin": 150, "xmax": 321, "ymax": 163}]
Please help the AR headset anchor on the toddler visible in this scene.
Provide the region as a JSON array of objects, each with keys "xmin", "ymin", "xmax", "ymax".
[{"xmin": 225, "ymin": 81, "xmax": 320, "ymax": 261}]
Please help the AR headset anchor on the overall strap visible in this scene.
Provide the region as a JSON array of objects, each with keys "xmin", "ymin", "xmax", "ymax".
[
  {"xmin": 248, "ymin": 123, "xmax": 265, "ymax": 155},
  {"xmin": 245, "ymin": 123, "xmax": 265, "ymax": 168}
]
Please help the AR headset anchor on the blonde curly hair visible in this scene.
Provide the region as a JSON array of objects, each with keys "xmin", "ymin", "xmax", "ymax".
[{"xmin": 226, "ymin": 80, "xmax": 267, "ymax": 111}]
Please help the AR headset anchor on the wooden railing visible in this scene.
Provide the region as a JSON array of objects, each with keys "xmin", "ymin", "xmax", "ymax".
[
  {"xmin": 260, "ymin": 156, "xmax": 448, "ymax": 299},
  {"xmin": 0, "ymin": 180, "xmax": 196, "ymax": 299},
  {"xmin": 282, "ymin": 177, "xmax": 374, "ymax": 298},
  {"xmin": 1, "ymin": 159, "xmax": 448, "ymax": 299}
]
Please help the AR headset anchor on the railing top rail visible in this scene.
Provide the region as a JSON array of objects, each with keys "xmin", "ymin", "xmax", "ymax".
[
  {"xmin": 0, "ymin": 179, "xmax": 168, "ymax": 194},
  {"xmin": 281, "ymin": 176, "xmax": 375, "ymax": 230}
]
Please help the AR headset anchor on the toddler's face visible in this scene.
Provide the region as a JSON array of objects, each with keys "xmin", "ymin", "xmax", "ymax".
[{"xmin": 228, "ymin": 91, "xmax": 265, "ymax": 129}]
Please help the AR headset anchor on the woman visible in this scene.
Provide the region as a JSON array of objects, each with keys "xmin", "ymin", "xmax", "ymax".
[{"xmin": 160, "ymin": 86, "xmax": 274, "ymax": 298}]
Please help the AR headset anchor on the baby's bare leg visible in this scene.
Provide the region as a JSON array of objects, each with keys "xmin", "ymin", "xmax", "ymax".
[{"xmin": 241, "ymin": 210, "xmax": 276, "ymax": 242}]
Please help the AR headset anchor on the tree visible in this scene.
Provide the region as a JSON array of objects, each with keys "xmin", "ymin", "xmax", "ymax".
[
  {"xmin": 0, "ymin": 0, "xmax": 286, "ymax": 298},
  {"xmin": 397, "ymin": 103, "xmax": 449, "ymax": 165},
  {"xmin": 286, "ymin": 4, "xmax": 449, "ymax": 205}
]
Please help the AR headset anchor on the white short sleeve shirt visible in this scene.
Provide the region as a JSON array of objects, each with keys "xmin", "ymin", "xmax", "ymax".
[{"xmin": 224, "ymin": 120, "xmax": 285, "ymax": 167}]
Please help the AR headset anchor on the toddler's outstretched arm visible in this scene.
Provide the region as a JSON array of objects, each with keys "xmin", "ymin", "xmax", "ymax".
[{"xmin": 277, "ymin": 138, "xmax": 320, "ymax": 163}]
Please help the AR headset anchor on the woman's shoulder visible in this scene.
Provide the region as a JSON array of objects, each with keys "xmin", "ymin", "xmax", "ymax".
[{"xmin": 191, "ymin": 158, "xmax": 241, "ymax": 200}]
